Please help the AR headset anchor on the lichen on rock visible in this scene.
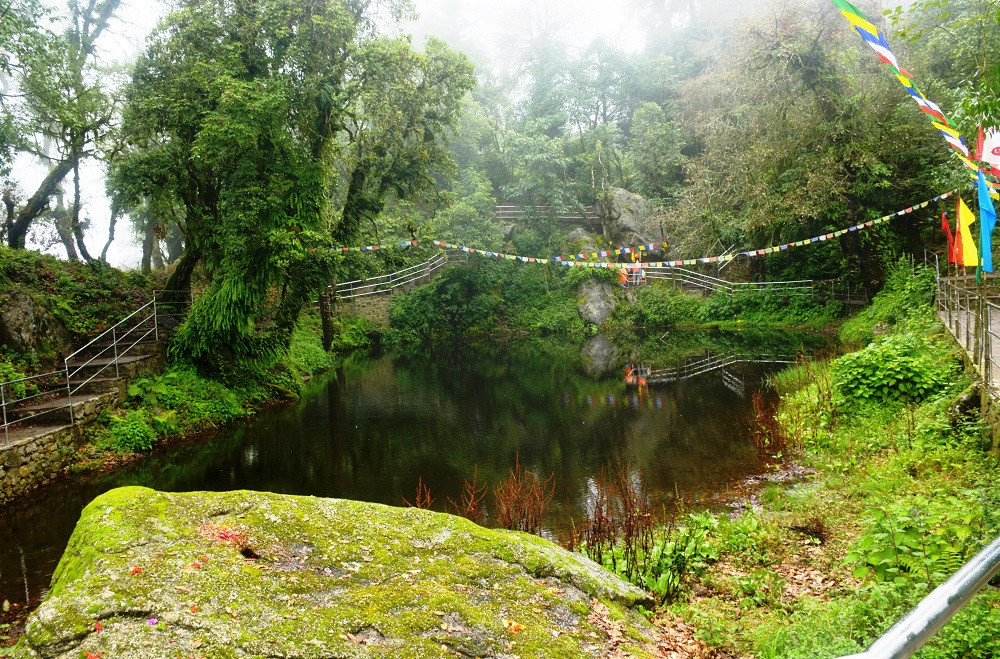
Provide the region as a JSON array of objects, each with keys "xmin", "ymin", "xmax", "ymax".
[{"xmin": 15, "ymin": 487, "xmax": 662, "ymax": 658}]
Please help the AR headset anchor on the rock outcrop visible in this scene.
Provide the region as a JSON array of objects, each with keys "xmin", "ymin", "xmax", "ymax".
[
  {"xmin": 17, "ymin": 487, "xmax": 663, "ymax": 658},
  {"xmin": 0, "ymin": 286, "xmax": 72, "ymax": 361},
  {"xmin": 577, "ymin": 281, "xmax": 618, "ymax": 326},
  {"xmin": 597, "ymin": 188, "xmax": 659, "ymax": 251}
]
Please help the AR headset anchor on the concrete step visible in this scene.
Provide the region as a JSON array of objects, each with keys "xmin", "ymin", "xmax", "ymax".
[
  {"xmin": 0, "ymin": 422, "xmax": 71, "ymax": 448},
  {"xmin": 66, "ymin": 354, "xmax": 154, "ymax": 377}
]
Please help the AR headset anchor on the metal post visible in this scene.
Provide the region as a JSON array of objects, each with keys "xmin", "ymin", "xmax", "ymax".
[
  {"xmin": 986, "ymin": 305, "xmax": 992, "ymax": 386},
  {"xmin": 965, "ymin": 290, "xmax": 971, "ymax": 349},
  {"xmin": 113, "ymin": 326, "xmax": 120, "ymax": 379},
  {"xmin": 65, "ymin": 363, "xmax": 73, "ymax": 424},
  {"xmin": 2, "ymin": 382, "xmax": 8, "ymax": 445},
  {"xmin": 973, "ymin": 293, "xmax": 982, "ymax": 364},
  {"xmin": 153, "ymin": 294, "xmax": 159, "ymax": 343}
]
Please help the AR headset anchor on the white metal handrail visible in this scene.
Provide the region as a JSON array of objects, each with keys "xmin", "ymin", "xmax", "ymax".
[
  {"xmin": 0, "ymin": 371, "xmax": 73, "ymax": 445},
  {"xmin": 1, "ymin": 289, "xmax": 192, "ymax": 444},
  {"xmin": 645, "ymin": 266, "xmax": 815, "ymax": 296},
  {"xmin": 335, "ymin": 254, "xmax": 447, "ymax": 300}
]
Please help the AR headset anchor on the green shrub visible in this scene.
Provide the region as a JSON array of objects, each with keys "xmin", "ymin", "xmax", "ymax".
[
  {"xmin": 613, "ymin": 282, "xmax": 703, "ymax": 328},
  {"xmin": 336, "ymin": 315, "xmax": 381, "ymax": 352},
  {"xmin": 105, "ymin": 410, "xmax": 157, "ymax": 453},
  {"xmin": 845, "ymin": 494, "xmax": 985, "ymax": 584},
  {"xmin": 839, "ymin": 261, "xmax": 936, "ymax": 344},
  {"xmin": 697, "ymin": 288, "xmax": 840, "ymax": 327},
  {"xmin": 288, "ymin": 318, "xmax": 334, "ymax": 375},
  {"xmin": 0, "ymin": 358, "xmax": 28, "ymax": 399},
  {"xmin": 832, "ymin": 333, "xmax": 957, "ymax": 406},
  {"xmin": 126, "ymin": 367, "xmax": 247, "ymax": 434}
]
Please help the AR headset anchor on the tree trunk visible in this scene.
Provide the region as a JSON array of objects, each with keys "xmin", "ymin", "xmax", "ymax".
[
  {"xmin": 71, "ymin": 149, "xmax": 93, "ymax": 261},
  {"xmin": 320, "ymin": 287, "xmax": 335, "ymax": 352},
  {"xmin": 54, "ymin": 208, "xmax": 80, "ymax": 261},
  {"xmin": 7, "ymin": 159, "xmax": 74, "ymax": 249},
  {"xmin": 141, "ymin": 212, "xmax": 155, "ymax": 274},
  {"xmin": 100, "ymin": 207, "xmax": 118, "ymax": 263},
  {"xmin": 2, "ymin": 189, "xmax": 13, "ymax": 242},
  {"xmin": 152, "ymin": 242, "xmax": 165, "ymax": 270},
  {"xmin": 163, "ymin": 244, "xmax": 201, "ymax": 297}
]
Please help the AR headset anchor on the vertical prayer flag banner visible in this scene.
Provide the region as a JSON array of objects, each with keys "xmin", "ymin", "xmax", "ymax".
[
  {"xmin": 942, "ymin": 212, "xmax": 956, "ymax": 264},
  {"xmin": 980, "ymin": 171, "xmax": 999, "ymax": 272},
  {"xmin": 957, "ymin": 197, "xmax": 979, "ymax": 267}
]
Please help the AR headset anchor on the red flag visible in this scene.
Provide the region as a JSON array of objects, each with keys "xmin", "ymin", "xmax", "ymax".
[
  {"xmin": 942, "ymin": 211, "xmax": 956, "ymax": 264},
  {"xmin": 955, "ymin": 197, "xmax": 964, "ymax": 266}
]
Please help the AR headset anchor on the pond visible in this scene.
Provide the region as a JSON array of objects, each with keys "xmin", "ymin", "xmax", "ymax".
[{"xmin": 0, "ymin": 329, "xmax": 829, "ymax": 621}]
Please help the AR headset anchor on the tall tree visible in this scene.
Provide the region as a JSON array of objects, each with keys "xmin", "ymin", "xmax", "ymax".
[
  {"xmin": 4, "ymin": 0, "xmax": 121, "ymax": 251},
  {"xmin": 113, "ymin": 0, "xmax": 471, "ymax": 367}
]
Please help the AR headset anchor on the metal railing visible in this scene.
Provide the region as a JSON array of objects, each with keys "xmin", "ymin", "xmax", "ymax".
[
  {"xmin": 0, "ymin": 290, "xmax": 190, "ymax": 445},
  {"xmin": 936, "ymin": 275, "xmax": 1000, "ymax": 392},
  {"xmin": 644, "ymin": 266, "xmax": 814, "ymax": 296},
  {"xmin": 837, "ymin": 535, "xmax": 1000, "ymax": 659},
  {"xmin": 0, "ymin": 370, "xmax": 73, "ymax": 445},
  {"xmin": 335, "ymin": 254, "xmax": 448, "ymax": 300},
  {"xmin": 493, "ymin": 204, "xmax": 599, "ymax": 224}
]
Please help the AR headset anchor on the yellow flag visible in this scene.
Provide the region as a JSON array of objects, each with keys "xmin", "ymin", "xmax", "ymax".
[{"xmin": 958, "ymin": 197, "xmax": 978, "ymax": 267}]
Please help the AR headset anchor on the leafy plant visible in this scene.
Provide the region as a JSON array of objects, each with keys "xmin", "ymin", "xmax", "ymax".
[
  {"xmin": 832, "ymin": 333, "xmax": 957, "ymax": 406},
  {"xmin": 845, "ymin": 494, "xmax": 986, "ymax": 585},
  {"xmin": 104, "ymin": 410, "xmax": 157, "ymax": 453}
]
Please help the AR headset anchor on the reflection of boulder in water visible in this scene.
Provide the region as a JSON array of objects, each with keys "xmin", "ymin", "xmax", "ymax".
[{"xmin": 581, "ymin": 334, "xmax": 620, "ymax": 376}]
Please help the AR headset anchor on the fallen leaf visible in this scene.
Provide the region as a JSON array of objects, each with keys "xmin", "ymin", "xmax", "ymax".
[
  {"xmin": 130, "ymin": 566, "xmax": 142, "ymax": 576},
  {"xmin": 503, "ymin": 619, "xmax": 524, "ymax": 634},
  {"xmin": 192, "ymin": 639, "xmax": 203, "ymax": 649}
]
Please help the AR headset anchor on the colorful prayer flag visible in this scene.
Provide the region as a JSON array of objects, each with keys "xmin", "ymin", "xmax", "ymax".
[
  {"xmin": 942, "ymin": 211, "xmax": 956, "ymax": 264},
  {"xmin": 957, "ymin": 196, "xmax": 978, "ymax": 267},
  {"xmin": 980, "ymin": 171, "xmax": 998, "ymax": 272}
]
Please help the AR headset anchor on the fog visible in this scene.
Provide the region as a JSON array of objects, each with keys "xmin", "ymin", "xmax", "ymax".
[{"xmin": 18, "ymin": 0, "xmax": 903, "ymax": 268}]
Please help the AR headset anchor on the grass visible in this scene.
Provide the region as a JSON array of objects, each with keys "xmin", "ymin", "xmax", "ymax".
[
  {"xmin": 81, "ymin": 310, "xmax": 357, "ymax": 459},
  {"xmin": 620, "ymin": 264, "xmax": 1000, "ymax": 657}
]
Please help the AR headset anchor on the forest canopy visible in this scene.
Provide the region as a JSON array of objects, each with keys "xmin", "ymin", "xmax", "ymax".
[{"xmin": 0, "ymin": 0, "xmax": 997, "ymax": 364}]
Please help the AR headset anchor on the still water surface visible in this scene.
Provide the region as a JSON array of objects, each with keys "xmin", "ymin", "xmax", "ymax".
[{"xmin": 0, "ymin": 330, "xmax": 826, "ymax": 610}]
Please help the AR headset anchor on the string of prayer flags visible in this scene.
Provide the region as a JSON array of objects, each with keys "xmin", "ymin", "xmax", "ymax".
[
  {"xmin": 332, "ymin": 190, "xmax": 956, "ymax": 269},
  {"xmin": 831, "ymin": 0, "xmax": 1000, "ymax": 190},
  {"xmin": 337, "ymin": 239, "xmax": 419, "ymax": 253},
  {"xmin": 550, "ymin": 242, "xmax": 666, "ymax": 263}
]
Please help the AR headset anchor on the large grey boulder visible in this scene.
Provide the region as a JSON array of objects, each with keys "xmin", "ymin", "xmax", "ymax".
[
  {"xmin": 0, "ymin": 286, "xmax": 72, "ymax": 361},
  {"xmin": 577, "ymin": 281, "xmax": 617, "ymax": 326},
  {"xmin": 597, "ymin": 188, "xmax": 658, "ymax": 250},
  {"xmin": 16, "ymin": 487, "xmax": 663, "ymax": 658}
]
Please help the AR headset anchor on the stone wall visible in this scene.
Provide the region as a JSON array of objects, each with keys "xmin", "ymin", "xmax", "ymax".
[
  {"xmin": 0, "ymin": 348, "xmax": 166, "ymax": 505},
  {"xmin": 335, "ymin": 294, "xmax": 395, "ymax": 328}
]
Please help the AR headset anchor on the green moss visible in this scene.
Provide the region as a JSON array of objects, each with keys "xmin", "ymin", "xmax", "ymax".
[{"xmin": 20, "ymin": 488, "xmax": 660, "ymax": 658}]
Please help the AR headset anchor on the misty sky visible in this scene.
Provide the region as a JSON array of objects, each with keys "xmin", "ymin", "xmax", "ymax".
[
  {"xmin": 26, "ymin": 0, "xmax": 655, "ymax": 267},
  {"xmin": 23, "ymin": 0, "xmax": 902, "ymax": 267}
]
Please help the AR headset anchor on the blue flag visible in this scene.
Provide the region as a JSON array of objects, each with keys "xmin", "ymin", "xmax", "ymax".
[{"xmin": 980, "ymin": 171, "xmax": 998, "ymax": 272}]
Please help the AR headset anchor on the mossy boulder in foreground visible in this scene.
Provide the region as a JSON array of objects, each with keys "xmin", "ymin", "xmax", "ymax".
[{"xmin": 17, "ymin": 487, "xmax": 662, "ymax": 658}]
